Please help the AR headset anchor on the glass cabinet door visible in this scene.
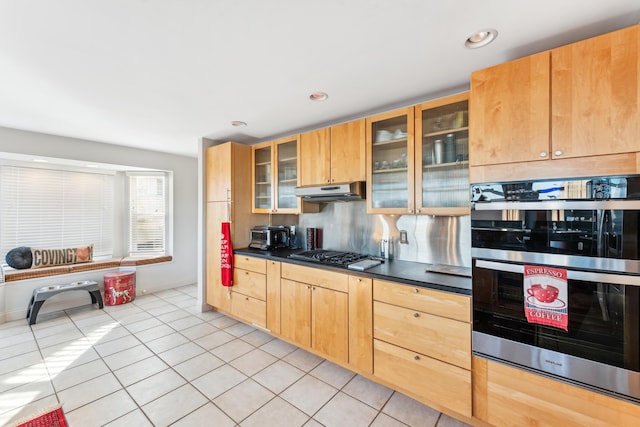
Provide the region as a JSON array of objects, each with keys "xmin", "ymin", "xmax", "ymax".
[
  {"xmin": 275, "ymin": 137, "xmax": 299, "ymax": 212},
  {"xmin": 416, "ymin": 93, "xmax": 470, "ymax": 215},
  {"xmin": 367, "ymin": 108, "xmax": 415, "ymax": 213},
  {"xmin": 253, "ymin": 144, "xmax": 272, "ymax": 212}
]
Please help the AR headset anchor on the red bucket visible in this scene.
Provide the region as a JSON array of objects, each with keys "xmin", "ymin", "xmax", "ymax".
[{"xmin": 104, "ymin": 271, "xmax": 136, "ymax": 305}]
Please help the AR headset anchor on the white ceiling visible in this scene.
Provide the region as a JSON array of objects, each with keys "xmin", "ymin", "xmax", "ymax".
[{"xmin": 1, "ymin": 1, "xmax": 639, "ymax": 158}]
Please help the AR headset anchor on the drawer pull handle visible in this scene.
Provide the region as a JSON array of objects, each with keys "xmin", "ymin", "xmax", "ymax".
[
  {"xmin": 414, "ymin": 355, "xmax": 420, "ymax": 361},
  {"xmin": 413, "ymin": 313, "xmax": 420, "ymax": 318}
]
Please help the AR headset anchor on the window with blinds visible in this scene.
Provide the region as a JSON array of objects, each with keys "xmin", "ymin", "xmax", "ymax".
[
  {"xmin": 0, "ymin": 165, "xmax": 114, "ymax": 261},
  {"xmin": 128, "ymin": 172, "xmax": 168, "ymax": 256}
]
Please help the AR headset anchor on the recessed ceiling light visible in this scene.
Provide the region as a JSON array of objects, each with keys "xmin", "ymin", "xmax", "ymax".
[
  {"xmin": 309, "ymin": 92, "xmax": 328, "ymax": 102},
  {"xmin": 465, "ymin": 29, "xmax": 498, "ymax": 49},
  {"xmin": 231, "ymin": 121, "xmax": 247, "ymax": 127}
]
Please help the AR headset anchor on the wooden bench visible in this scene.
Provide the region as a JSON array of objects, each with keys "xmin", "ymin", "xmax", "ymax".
[
  {"xmin": 3, "ymin": 256, "xmax": 173, "ymax": 282},
  {"xmin": 26, "ymin": 280, "xmax": 103, "ymax": 325}
]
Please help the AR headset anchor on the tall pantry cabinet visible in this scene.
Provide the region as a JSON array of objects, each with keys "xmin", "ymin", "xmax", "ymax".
[{"xmin": 206, "ymin": 142, "xmax": 261, "ymax": 311}]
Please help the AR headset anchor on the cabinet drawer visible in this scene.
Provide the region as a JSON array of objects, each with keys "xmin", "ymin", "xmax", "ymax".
[
  {"xmin": 231, "ymin": 293, "xmax": 266, "ymax": 327},
  {"xmin": 233, "ymin": 268, "xmax": 266, "ymax": 300},
  {"xmin": 281, "ymin": 263, "xmax": 349, "ymax": 293},
  {"xmin": 234, "ymin": 255, "xmax": 267, "ymax": 274},
  {"xmin": 373, "ymin": 301, "xmax": 470, "ymax": 369},
  {"xmin": 373, "ymin": 279, "xmax": 470, "ymax": 322},
  {"xmin": 374, "ymin": 339, "xmax": 471, "ymax": 417}
]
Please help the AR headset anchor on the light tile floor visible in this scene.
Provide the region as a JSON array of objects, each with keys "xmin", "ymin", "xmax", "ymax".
[{"xmin": 0, "ymin": 284, "xmax": 472, "ymax": 427}]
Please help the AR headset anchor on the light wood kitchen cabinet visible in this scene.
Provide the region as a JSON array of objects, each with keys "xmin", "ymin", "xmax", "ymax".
[
  {"xmin": 372, "ymin": 279, "xmax": 472, "ymax": 417},
  {"xmin": 469, "ymin": 51, "xmax": 551, "ymax": 167},
  {"xmin": 375, "ymin": 339, "xmax": 471, "ymax": 417},
  {"xmin": 205, "ymin": 142, "xmax": 261, "ymax": 312},
  {"xmin": 473, "ymin": 357, "xmax": 640, "ymax": 426},
  {"xmin": 366, "ymin": 107, "xmax": 416, "ymax": 214},
  {"xmin": 470, "ymin": 24, "xmax": 640, "ymax": 182},
  {"xmin": 252, "ymin": 136, "xmax": 317, "ymax": 214},
  {"xmin": 280, "ymin": 263, "xmax": 349, "ymax": 363},
  {"xmin": 551, "ymin": 24, "xmax": 640, "ymax": 159},
  {"xmin": 414, "ymin": 92, "xmax": 470, "ymax": 216},
  {"xmin": 348, "ymin": 275, "xmax": 373, "ymax": 374},
  {"xmin": 266, "ymin": 260, "xmax": 282, "ymax": 334},
  {"xmin": 206, "ymin": 144, "xmax": 232, "ymax": 202},
  {"xmin": 299, "ymin": 120, "xmax": 366, "ymax": 186},
  {"xmin": 280, "ymin": 278, "xmax": 312, "ymax": 346},
  {"xmin": 229, "ymin": 255, "xmax": 267, "ymax": 327},
  {"xmin": 373, "ymin": 301, "xmax": 470, "ymax": 370},
  {"xmin": 299, "ymin": 128, "xmax": 330, "ymax": 186}
]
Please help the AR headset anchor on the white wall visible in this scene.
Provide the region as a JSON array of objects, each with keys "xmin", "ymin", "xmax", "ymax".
[{"xmin": 0, "ymin": 126, "xmax": 198, "ymax": 322}]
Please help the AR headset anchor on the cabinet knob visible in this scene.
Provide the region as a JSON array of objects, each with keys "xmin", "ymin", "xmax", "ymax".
[
  {"xmin": 413, "ymin": 312, "xmax": 420, "ymax": 318},
  {"xmin": 416, "ymin": 209, "xmax": 421, "ymax": 214},
  {"xmin": 245, "ymin": 297, "xmax": 249, "ymax": 301},
  {"xmin": 539, "ymin": 152, "xmax": 548, "ymax": 158},
  {"xmin": 554, "ymin": 150, "xmax": 564, "ymax": 156},
  {"xmin": 414, "ymin": 288, "xmax": 419, "ymax": 293},
  {"xmin": 357, "ymin": 278, "xmax": 361, "ymax": 282},
  {"xmin": 245, "ymin": 271, "xmax": 249, "ymax": 275},
  {"xmin": 408, "ymin": 209, "xmax": 413, "ymax": 214},
  {"xmin": 414, "ymin": 355, "xmax": 420, "ymax": 361}
]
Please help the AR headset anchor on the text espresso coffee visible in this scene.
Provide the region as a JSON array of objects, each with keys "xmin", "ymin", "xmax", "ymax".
[{"xmin": 471, "ymin": 175, "xmax": 640, "ymax": 402}]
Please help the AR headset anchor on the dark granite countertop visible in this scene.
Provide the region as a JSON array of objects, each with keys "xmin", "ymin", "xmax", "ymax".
[{"xmin": 234, "ymin": 247, "xmax": 471, "ymax": 296}]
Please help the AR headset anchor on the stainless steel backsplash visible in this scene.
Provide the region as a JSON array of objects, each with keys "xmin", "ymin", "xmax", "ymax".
[{"xmin": 292, "ymin": 201, "xmax": 471, "ymax": 267}]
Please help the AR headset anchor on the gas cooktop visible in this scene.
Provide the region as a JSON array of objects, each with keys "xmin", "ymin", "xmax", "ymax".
[{"xmin": 288, "ymin": 249, "xmax": 373, "ymax": 267}]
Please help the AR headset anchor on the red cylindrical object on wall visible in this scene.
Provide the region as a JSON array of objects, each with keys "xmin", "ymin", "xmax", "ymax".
[
  {"xmin": 104, "ymin": 271, "xmax": 136, "ymax": 305},
  {"xmin": 315, "ymin": 228, "xmax": 322, "ymax": 249}
]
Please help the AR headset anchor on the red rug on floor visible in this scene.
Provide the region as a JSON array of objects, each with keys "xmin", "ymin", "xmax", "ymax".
[{"xmin": 9, "ymin": 405, "xmax": 68, "ymax": 427}]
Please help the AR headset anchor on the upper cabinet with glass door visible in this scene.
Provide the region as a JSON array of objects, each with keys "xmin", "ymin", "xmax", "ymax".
[
  {"xmin": 252, "ymin": 136, "xmax": 317, "ymax": 214},
  {"xmin": 415, "ymin": 92, "xmax": 470, "ymax": 215},
  {"xmin": 366, "ymin": 107, "xmax": 415, "ymax": 214},
  {"xmin": 275, "ymin": 137, "xmax": 299, "ymax": 213},
  {"xmin": 252, "ymin": 142, "xmax": 273, "ymax": 213}
]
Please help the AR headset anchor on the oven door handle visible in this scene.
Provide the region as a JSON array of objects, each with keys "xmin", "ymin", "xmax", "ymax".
[
  {"xmin": 473, "ymin": 199, "xmax": 640, "ymax": 211},
  {"xmin": 475, "ymin": 259, "xmax": 640, "ymax": 286}
]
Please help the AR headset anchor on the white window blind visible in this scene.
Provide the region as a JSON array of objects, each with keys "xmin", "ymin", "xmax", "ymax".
[
  {"xmin": 128, "ymin": 172, "xmax": 167, "ymax": 256},
  {"xmin": 0, "ymin": 165, "xmax": 114, "ymax": 261}
]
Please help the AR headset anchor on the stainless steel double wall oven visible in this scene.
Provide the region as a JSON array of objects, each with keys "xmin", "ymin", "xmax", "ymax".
[{"xmin": 471, "ymin": 175, "xmax": 640, "ymax": 402}]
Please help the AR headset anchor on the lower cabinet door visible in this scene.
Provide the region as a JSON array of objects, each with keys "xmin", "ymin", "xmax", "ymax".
[
  {"xmin": 280, "ymin": 279, "xmax": 311, "ymax": 347},
  {"xmin": 311, "ymin": 286, "xmax": 349, "ymax": 363},
  {"xmin": 374, "ymin": 339, "xmax": 472, "ymax": 417},
  {"xmin": 231, "ymin": 292, "xmax": 266, "ymax": 327}
]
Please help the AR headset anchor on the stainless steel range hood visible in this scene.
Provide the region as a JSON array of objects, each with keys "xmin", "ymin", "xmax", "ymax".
[{"xmin": 294, "ymin": 182, "xmax": 365, "ymax": 202}]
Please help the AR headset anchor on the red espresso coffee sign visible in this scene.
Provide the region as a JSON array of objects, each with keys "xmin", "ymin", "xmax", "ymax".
[{"xmin": 524, "ymin": 265, "xmax": 568, "ymax": 331}]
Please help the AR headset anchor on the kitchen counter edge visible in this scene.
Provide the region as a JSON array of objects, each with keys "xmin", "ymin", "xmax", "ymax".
[{"xmin": 234, "ymin": 248, "xmax": 471, "ymax": 296}]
